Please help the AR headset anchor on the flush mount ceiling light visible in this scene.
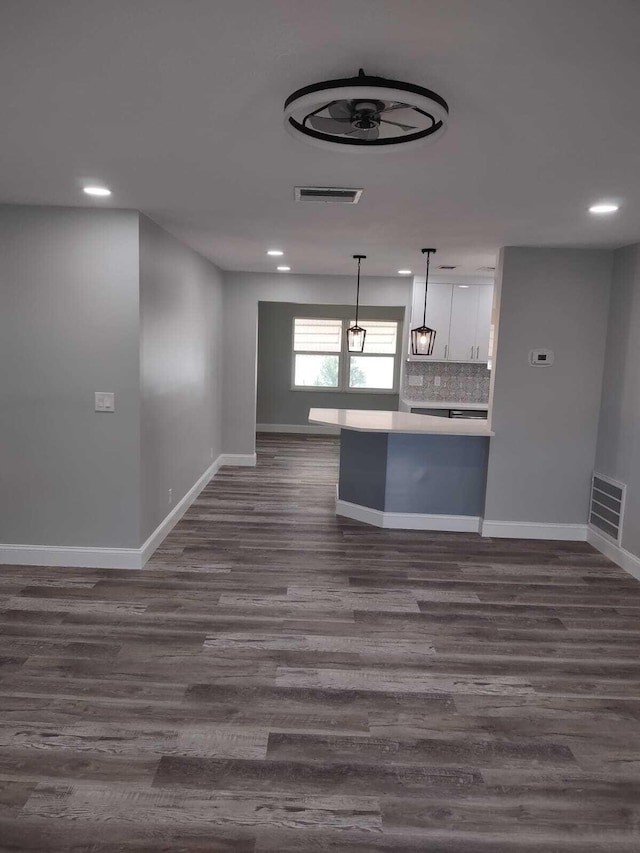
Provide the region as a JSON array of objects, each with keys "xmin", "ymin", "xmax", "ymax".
[
  {"xmin": 83, "ymin": 185, "xmax": 111, "ymax": 197},
  {"xmin": 284, "ymin": 68, "xmax": 449, "ymax": 152},
  {"xmin": 398, "ymin": 269, "xmax": 412, "ymax": 275},
  {"xmin": 589, "ymin": 202, "xmax": 619, "ymax": 214},
  {"xmin": 277, "ymin": 266, "xmax": 291, "ymax": 272},
  {"xmin": 411, "ymin": 248, "xmax": 437, "ymax": 356},
  {"xmin": 347, "ymin": 254, "xmax": 367, "ymax": 353},
  {"xmin": 267, "ymin": 249, "xmax": 284, "ymax": 256}
]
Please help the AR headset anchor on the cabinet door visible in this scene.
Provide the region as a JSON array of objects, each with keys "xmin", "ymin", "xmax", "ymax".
[
  {"xmin": 410, "ymin": 281, "xmax": 452, "ymax": 359},
  {"xmin": 474, "ymin": 284, "xmax": 494, "ymax": 362},
  {"xmin": 448, "ymin": 285, "xmax": 478, "ymax": 361}
]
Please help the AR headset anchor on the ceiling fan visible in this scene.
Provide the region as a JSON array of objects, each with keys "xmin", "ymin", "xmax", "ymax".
[{"xmin": 284, "ymin": 68, "xmax": 449, "ymax": 151}]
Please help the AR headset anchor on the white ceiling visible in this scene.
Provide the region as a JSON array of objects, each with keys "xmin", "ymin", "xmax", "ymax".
[{"xmin": 1, "ymin": 0, "xmax": 639, "ymax": 276}]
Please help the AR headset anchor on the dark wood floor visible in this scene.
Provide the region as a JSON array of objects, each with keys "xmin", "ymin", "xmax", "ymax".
[{"xmin": 2, "ymin": 434, "xmax": 640, "ymax": 851}]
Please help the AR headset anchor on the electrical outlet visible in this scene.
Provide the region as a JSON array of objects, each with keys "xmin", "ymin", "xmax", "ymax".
[
  {"xmin": 408, "ymin": 375, "xmax": 423, "ymax": 387},
  {"xmin": 434, "ymin": 376, "xmax": 441, "ymax": 387},
  {"xmin": 168, "ymin": 488, "xmax": 173, "ymax": 504}
]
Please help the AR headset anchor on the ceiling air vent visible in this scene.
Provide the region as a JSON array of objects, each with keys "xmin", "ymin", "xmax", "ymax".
[
  {"xmin": 295, "ymin": 187, "xmax": 363, "ymax": 204},
  {"xmin": 438, "ymin": 265, "xmax": 457, "ymax": 270},
  {"xmin": 590, "ymin": 473, "xmax": 626, "ymax": 543}
]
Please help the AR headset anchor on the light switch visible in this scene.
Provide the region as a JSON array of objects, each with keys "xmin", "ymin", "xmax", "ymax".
[{"xmin": 95, "ymin": 392, "xmax": 115, "ymax": 412}]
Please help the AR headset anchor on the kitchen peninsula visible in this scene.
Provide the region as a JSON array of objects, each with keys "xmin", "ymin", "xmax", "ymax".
[{"xmin": 309, "ymin": 408, "xmax": 494, "ymax": 532}]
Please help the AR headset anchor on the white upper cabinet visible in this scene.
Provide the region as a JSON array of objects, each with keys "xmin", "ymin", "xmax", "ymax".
[
  {"xmin": 448, "ymin": 286, "xmax": 479, "ymax": 361},
  {"xmin": 410, "ymin": 281, "xmax": 452, "ymax": 360},
  {"xmin": 474, "ymin": 284, "xmax": 494, "ymax": 362},
  {"xmin": 409, "ymin": 279, "xmax": 494, "ymax": 362}
]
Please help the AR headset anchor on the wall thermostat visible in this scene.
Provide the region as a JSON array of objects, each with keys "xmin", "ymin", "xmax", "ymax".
[{"xmin": 529, "ymin": 349, "xmax": 554, "ymax": 366}]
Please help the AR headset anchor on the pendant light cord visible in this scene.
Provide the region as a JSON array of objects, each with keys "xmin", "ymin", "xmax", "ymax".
[
  {"xmin": 421, "ymin": 248, "xmax": 436, "ymax": 327},
  {"xmin": 353, "ymin": 254, "xmax": 366, "ymax": 326},
  {"xmin": 355, "ymin": 256, "xmax": 361, "ymax": 327}
]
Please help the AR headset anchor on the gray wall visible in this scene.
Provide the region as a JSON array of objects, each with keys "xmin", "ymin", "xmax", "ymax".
[
  {"xmin": 257, "ymin": 301, "xmax": 404, "ymax": 426},
  {"xmin": 139, "ymin": 215, "xmax": 224, "ymax": 541},
  {"xmin": 484, "ymin": 247, "xmax": 612, "ymax": 525},
  {"xmin": 0, "ymin": 205, "xmax": 141, "ymax": 547},
  {"xmin": 222, "ymin": 272, "xmax": 412, "ymax": 454},
  {"xmin": 595, "ymin": 243, "xmax": 640, "ymax": 557}
]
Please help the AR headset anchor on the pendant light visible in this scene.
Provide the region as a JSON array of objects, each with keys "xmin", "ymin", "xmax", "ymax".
[
  {"xmin": 411, "ymin": 247, "xmax": 437, "ymax": 356},
  {"xmin": 347, "ymin": 254, "xmax": 367, "ymax": 352}
]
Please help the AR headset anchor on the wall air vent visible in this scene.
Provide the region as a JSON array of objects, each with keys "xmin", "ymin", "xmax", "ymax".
[
  {"xmin": 295, "ymin": 187, "xmax": 363, "ymax": 204},
  {"xmin": 438, "ymin": 265, "xmax": 457, "ymax": 270},
  {"xmin": 590, "ymin": 473, "xmax": 626, "ymax": 543}
]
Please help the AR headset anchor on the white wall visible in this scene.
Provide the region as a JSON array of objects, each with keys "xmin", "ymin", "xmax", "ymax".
[
  {"xmin": 139, "ymin": 215, "xmax": 224, "ymax": 541},
  {"xmin": 222, "ymin": 272, "xmax": 412, "ymax": 455},
  {"xmin": 594, "ymin": 243, "xmax": 640, "ymax": 559},
  {"xmin": 0, "ymin": 205, "xmax": 141, "ymax": 548},
  {"xmin": 484, "ymin": 247, "xmax": 612, "ymax": 532}
]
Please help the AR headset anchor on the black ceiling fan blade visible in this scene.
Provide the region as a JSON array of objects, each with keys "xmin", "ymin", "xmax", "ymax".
[
  {"xmin": 380, "ymin": 118, "xmax": 418, "ymax": 131},
  {"xmin": 309, "ymin": 115, "xmax": 353, "ymax": 134},
  {"xmin": 328, "ymin": 100, "xmax": 353, "ymax": 121},
  {"xmin": 346, "ymin": 126, "xmax": 380, "ymax": 141}
]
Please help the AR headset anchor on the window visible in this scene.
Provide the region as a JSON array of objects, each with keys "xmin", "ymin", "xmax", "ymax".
[
  {"xmin": 292, "ymin": 317, "xmax": 400, "ymax": 392},
  {"xmin": 293, "ymin": 318, "xmax": 342, "ymax": 387}
]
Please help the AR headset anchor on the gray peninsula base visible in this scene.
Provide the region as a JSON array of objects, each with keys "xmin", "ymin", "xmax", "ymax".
[{"xmin": 338, "ymin": 428, "xmax": 490, "ymax": 517}]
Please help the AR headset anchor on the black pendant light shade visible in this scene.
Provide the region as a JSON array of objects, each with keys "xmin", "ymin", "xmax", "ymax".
[
  {"xmin": 411, "ymin": 247, "xmax": 437, "ymax": 356},
  {"xmin": 347, "ymin": 254, "xmax": 367, "ymax": 352}
]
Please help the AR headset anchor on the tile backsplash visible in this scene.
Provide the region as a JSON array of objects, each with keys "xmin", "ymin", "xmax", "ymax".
[{"xmin": 403, "ymin": 361, "xmax": 490, "ymax": 404}]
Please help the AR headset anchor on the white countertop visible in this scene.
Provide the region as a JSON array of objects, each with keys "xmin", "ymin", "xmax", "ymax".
[
  {"xmin": 401, "ymin": 398, "xmax": 489, "ymax": 411},
  {"xmin": 309, "ymin": 408, "xmax": 494, "ymax": 436}
]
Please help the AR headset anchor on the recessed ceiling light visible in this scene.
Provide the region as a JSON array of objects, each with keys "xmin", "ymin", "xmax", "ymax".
[
  {"xmin": 83, "ymin": 185, "xmax": 111, "ymax": 197},
  {"xmin": 267, "ymin": 249, "xmax": 284, "ymax": 256},
  {"xmin": 458, "ymin": 285, "xmax": 470, "ymax": 288},
  {"xmin": 277, "ymin": 266, "xmax": 291, "ymax": 272},
  {"xmin": 589, "ymin": 202, "xmax": 619, "ymax": 214},
  {"xmin": 398, "ymin": 269, "xmax": 412, "ymax": 275}
]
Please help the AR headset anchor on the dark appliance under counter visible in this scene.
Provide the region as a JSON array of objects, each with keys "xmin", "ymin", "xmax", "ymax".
[
  {"xmin": 449, "ymin": 408, "xmax": 489, "ymax": 419},
  {"xmin": 410, "ymin": 407, "xmax": 488, "ymax": 419}
]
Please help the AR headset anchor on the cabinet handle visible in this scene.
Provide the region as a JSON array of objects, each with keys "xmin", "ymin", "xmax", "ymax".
[
  {"xmin": 470, "ymin": 346, "xmax": 474, "ymax": 360},
  {"xmin": 476, "ymin": 346, "xmax": 480, "ymax": 359},
  {"xmin": 444, "ymin": 344, "xmax": 448, "ymax": 359}
]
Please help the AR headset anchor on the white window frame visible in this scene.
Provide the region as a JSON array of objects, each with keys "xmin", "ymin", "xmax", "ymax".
[{"xmin": 291, "ymin": 317, "xmax": 401, "ymax": 393}]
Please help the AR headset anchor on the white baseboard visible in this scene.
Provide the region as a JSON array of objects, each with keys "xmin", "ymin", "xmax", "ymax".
[
  {"xmin": 256, "ymin": 423, "xmax": 340, "ymax": 436},
  {"xmin": 0, "ymin": 543, "xmax": 144, "ymax": 570},
  {"xmin": 218, "ymin": 453, "xmax": 257, "ymax": 466},
  {"xmin": 481, "ymin": 520, "xmax": 588, "ymax": 541},
  {"xmin": 138, "ymin": 455, "xmax": 224, "ymax": 565},
  {"xmin": 336, "ymin": 497, "xmax": 481, "ymax": 532},
  {"xmin": 0, "ymin": 452, "xmax": 242, "ymax": 571},
  {"xmin": 587, "ymin": 526, "xmax": 640, "ymax": 582}
]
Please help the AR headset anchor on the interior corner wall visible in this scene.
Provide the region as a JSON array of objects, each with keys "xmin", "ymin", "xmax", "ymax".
[
  {"xmin": 222, "ymin": 272, "xmax": 411, "ymax": 455},
  {"xmin": 0, "ymin": 205, "xmax": 141, "ymax": 548},
  {"xmin": 484, "ymin": 247, "xmax": 612, "ymax": 527},
  {"xmin": 594, "ymin": 243, "xmax": 640, "ymax": 559},
  {"xmin": 139, "ymin": 215, "xmax": 224, "ymax": 542}
]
